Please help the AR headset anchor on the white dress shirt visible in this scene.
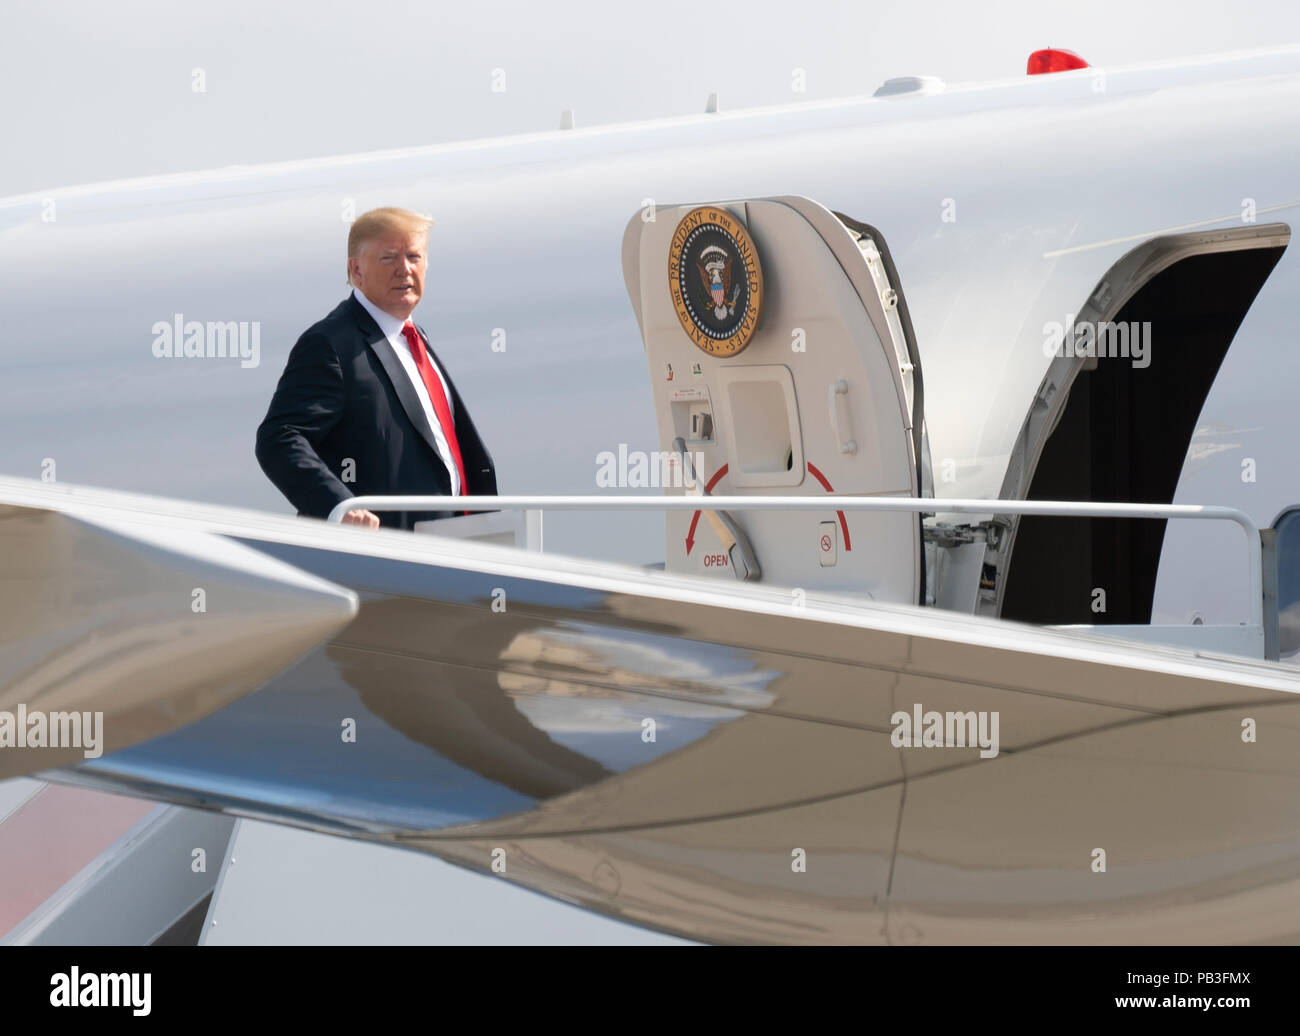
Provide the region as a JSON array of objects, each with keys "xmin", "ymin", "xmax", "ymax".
[{"xmin": 352, "ymin": 287, "xmax": 461, "ymax": 495}]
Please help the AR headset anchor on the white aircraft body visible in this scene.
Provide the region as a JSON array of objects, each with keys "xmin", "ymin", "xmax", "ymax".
[{"xmin": 3, "ymin": 46, "xmax": 1300, "ymax": 944}]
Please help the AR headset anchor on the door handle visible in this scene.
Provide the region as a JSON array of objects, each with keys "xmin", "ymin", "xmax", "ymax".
[{"xmin": 829, "ymin": 380, "xmax": 857, "ymax": 455}]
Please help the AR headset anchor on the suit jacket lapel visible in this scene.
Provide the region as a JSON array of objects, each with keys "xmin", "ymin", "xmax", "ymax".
[{"xmin": 349, "ymin": 296, "xmax": 447, "ymax": 473}]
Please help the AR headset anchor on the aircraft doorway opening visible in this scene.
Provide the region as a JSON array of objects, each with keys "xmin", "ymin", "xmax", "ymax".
[{"xmin": 998, "ymin": 226, "xmax": 1289, "ymax": 626}]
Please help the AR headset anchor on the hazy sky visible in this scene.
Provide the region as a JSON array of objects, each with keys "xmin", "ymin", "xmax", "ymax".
[{"xmin": 5, "ymin": 0, "xmax": 1300, "ymax": 197}]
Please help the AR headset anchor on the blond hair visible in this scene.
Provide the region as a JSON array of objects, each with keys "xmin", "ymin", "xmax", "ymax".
[{"xmin": 346, "ymin": 207, "xmax": 433, "ymax": 283}]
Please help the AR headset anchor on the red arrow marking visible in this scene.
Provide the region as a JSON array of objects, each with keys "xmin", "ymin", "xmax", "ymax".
[
  {"xmin": 686, "ymin": 463, "xmax": 729, "ymax": 554},
  {"xmin": 806, "ymin": 462, "xmax": 852, "ymax": 552}
]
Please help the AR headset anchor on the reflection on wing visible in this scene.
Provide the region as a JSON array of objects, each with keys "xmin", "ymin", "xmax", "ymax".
[{"xmin": 0, "ymin": 500, "xmax": 357, "ymax": 778}]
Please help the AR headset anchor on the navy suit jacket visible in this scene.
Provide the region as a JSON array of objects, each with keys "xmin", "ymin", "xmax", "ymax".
[{"xmin": 256, "ymin": 294, "xmax": 497, "ymax": 529}]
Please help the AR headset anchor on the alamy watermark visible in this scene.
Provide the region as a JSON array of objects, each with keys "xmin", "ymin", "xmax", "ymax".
[
  {"xmin": 151, "ymin": 313, "xmax": 260, "ymax": 368},
  {"xmin": 1043, "ymin": 315, "xmax": 1151, "ymax": 369},
  {"xmin": 891, "ymin": 703, "xmax": 1000, "ymax": 759},
  {"xmin": 596, "ymin": 444, "xmax": 704, "ymax": 489},
  {"xmin": 50, "ymin": 968, "xmax": 150, "ymax": 1015},
  {"xmin": 0, "ymin": 704, "xmax": 103, "ymax": 759}
]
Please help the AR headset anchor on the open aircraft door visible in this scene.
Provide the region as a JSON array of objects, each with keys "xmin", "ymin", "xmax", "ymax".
[{"xmin": 622, "ymin": 196, "xmax": 929, "ymax": 603}]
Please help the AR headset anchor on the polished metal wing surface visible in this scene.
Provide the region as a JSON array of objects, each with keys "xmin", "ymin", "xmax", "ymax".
[{"xmin": 6, "ymin": 476, "xmax": 1300, "ymax": 944}]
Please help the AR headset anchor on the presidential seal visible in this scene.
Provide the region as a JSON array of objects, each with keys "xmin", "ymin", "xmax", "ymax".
[{"xmin": 668, "ymin": 206, "xmax": 763, "ymax": 357}]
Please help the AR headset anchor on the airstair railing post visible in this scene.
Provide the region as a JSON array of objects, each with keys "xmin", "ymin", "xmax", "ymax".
[{"xmin": 1262, "ymin": 528, "xmax": 1280, "ymax": 662}]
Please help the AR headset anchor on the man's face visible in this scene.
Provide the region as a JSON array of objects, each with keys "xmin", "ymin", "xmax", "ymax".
[{"xmin": 350, "ymin": 230, "xmax": 427, "ymax": 319}]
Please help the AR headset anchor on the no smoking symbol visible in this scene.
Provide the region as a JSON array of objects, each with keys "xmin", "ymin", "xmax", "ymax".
[{"xmin": 820, "ymin": 534, "xmax": 832, "ymax": 552}]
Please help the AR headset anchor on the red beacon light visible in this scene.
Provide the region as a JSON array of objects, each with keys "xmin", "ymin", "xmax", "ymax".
[{"xmin": 1027, "ymin": 48, "xmax": 1090, "ymax": 75}]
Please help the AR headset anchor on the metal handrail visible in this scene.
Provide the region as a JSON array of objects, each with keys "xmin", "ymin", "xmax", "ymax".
[{"xmin": 327, "ymin": 494, "xmax": 1264, "ymax": 627}]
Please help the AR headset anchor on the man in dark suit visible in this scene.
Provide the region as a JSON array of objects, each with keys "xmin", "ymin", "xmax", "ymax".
[{"xmin": 256, "ymin": 207, "xmax": 496, "ymax": 529}]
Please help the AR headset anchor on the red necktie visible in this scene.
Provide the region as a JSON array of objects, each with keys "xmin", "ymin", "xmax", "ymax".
[{"xmin": 401, "ymin": 322, "xmax": 468, "ymax": 496}]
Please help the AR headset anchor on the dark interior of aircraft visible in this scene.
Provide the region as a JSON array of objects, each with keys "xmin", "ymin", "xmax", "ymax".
[{"xmin": 1002, "ymin": 243, "xmax": 1286, "ymax": 625}]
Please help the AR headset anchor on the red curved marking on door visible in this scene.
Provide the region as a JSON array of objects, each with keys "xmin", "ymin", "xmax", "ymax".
[
  {"xmin": 806, "ymin": 462, "xmax": 852, "ymax": 552},
  {"xmin": 685, "ymin": 511, "xmax": 701, "ymax": 555},
  {"xmin": 686, "ymin": 463, "xmax": 730, "ymax": 555}
]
